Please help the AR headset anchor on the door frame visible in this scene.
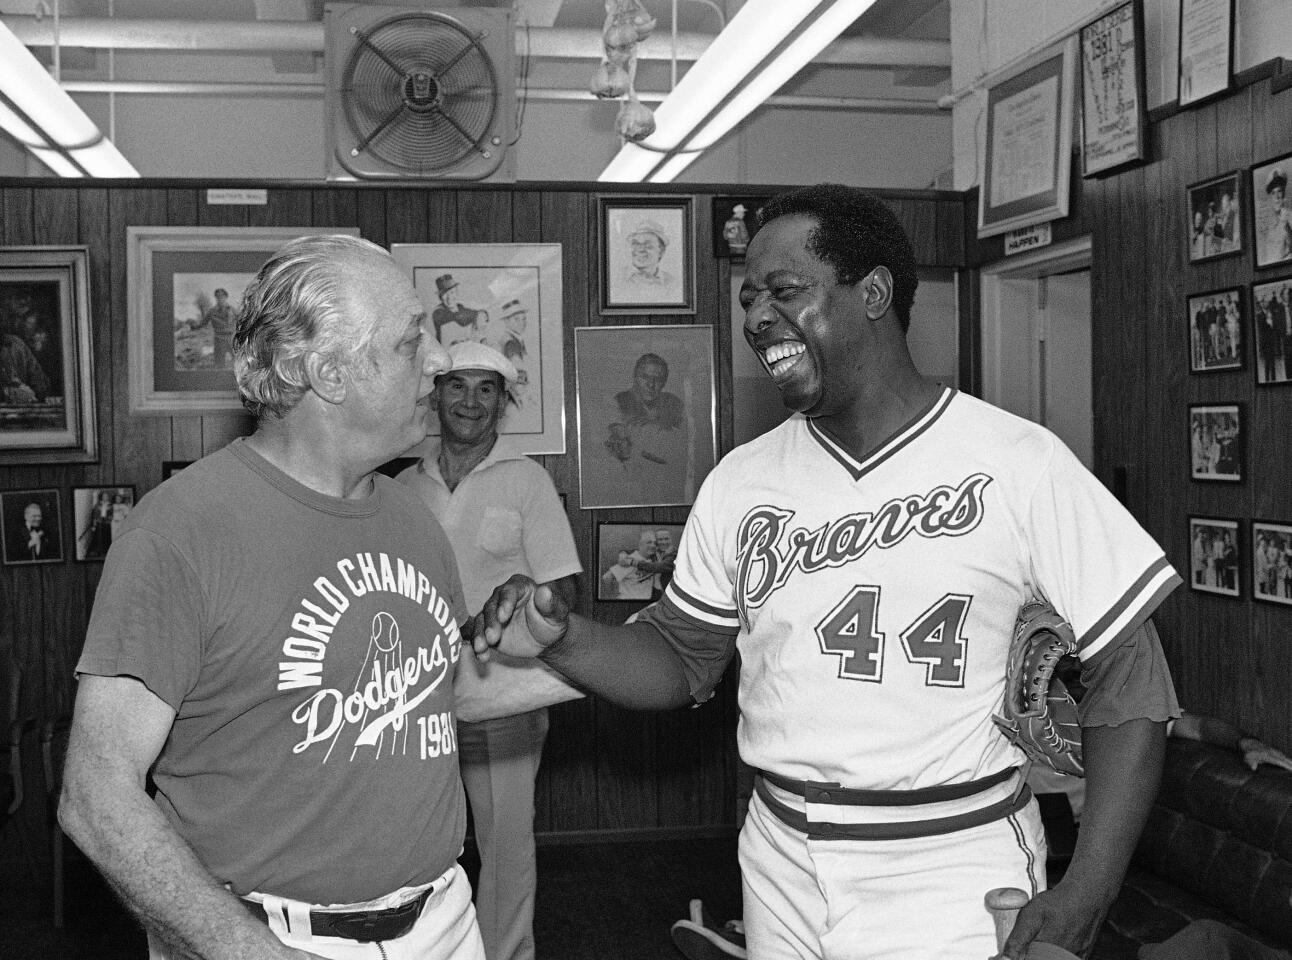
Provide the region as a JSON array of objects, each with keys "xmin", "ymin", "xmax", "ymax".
[{"xmin": 979, "ymin": 235, "xmax": 1092, "ymax": 417}]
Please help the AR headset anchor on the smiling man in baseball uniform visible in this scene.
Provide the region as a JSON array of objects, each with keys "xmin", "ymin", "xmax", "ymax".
[{"xmin": 469, "ymin": 185, "xmax": 1181, "ymax": 960}]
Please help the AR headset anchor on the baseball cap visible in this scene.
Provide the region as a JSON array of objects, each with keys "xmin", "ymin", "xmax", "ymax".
[
  {"xmin": 446, "ymin": 340, "xmax": 518, "ymax": 387},
  {"xmin": 629, "ymin": 220, "xmax": 667, "ymax": 244}
]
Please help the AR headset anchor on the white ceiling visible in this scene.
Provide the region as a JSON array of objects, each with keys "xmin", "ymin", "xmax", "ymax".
[{"xmin": 0, "ymin": 0, "xmax": 954, "ymax": 182}]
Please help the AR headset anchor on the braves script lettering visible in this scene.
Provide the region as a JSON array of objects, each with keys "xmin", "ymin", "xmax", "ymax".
[{"xmin": 735, "ymin": 474, "xmax": 993, "ymax": 619}]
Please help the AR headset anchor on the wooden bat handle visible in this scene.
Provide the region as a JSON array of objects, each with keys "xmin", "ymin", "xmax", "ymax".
[{"xmin": 984, "ymin": 887, "xmax": 1030, "ymax": 955}]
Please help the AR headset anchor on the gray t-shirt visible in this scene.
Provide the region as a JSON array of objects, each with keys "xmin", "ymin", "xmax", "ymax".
[{"xmin": 78, "ymin": 439, "xmax": 469, "ymax": 904}]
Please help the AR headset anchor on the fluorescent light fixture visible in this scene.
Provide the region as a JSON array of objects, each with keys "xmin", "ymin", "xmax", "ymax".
[
  {"xmin": 0, "ymin": 21, "xmax": 138, "ymax": 177},
  {"xmin": 599, "ymin": 0, "xmax": 878, "ymax": 183}
]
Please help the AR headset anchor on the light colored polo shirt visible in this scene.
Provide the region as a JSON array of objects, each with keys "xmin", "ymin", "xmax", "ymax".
[{"xmin": 397, "ymin": 438, "xmax": 581, "ymax": 613}]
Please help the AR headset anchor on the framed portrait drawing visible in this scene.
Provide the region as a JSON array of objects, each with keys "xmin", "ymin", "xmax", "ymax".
[
  {"xmin": 1187, "ymin": 516, "xmax": 1240, "ymax": 597},
  {"xmin": 595, "ymin": 520, "xmax": 684, "ymax": 603},
  {"xmin": 391, "ymin": 243, "xmax": 566, "ymax": 456},
  {"xmin": 127, "ymin": 226, "xmax": 357, "ymax": 416},
  {"xmin": 1188, "ymin": 403, "xmax": 1242, "ymax": 482},
  {"xmin": 574, "ymin": 324, "xmax": 716, "ymax": 509},
  {"xmin": 71, "ymin": 485, "xmax": 135, "ymax": 561},
  {"xmin": 1252, "ymin": 276, "xmax": 1292, "ymax": 386},
  {"xmin": 712, "ymin": 196, "xmax": 770, "ymax": 261},
  {"xmin": 1, "ymin": 487, "xmax": 63, "ymax": 565},
  {"xmin": 1078, "ymin": 0, "xmax": 1148, "ymax": 178},
  {"xmin": 1250, "ymin": 153, "xmax": 1292, "ymax": 271},
  {"xmin": 978, "ymin": 38, "xmax": 1076, "ymax": 238},
  {"xmin": 1187, "ymin": 286, "xmax": 1243, "ymax": 372},
  {"xmin": 1186, "ymin": 173, "xmax": 1243, "ymax": 263},
  {"xmin": 1177, "ymin": 0, "xmax": 1233, "ymax": 108},
  {"xmin": 598, "ymin": 197, "xmax": 695, "ymax": 314},
  {"xmin": 0, "ymin": 246, "xmax": 96, "ymax": 464},
  {"xmin": 1252, "ymin": 520, "xmax": 1292, "ymax": 606}
]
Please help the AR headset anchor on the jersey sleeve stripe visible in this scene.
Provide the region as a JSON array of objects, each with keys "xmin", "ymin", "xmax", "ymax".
[
  {"xmin": 662, "ymin": 583, "xmax": 741, "ymax": 634},
  {"xmin": 1076, "ymin": 557, "xmax": 1182, "ymax": 662}
]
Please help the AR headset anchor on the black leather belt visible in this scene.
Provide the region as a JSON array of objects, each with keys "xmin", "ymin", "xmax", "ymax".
[{"xmin": 243, "ymin": 884, "xmax": 435, "ymax": 942}]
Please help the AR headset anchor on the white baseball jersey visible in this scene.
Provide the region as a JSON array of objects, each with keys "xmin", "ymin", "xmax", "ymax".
[{"xmin": 660, "ymin": 386, "xmax": 1180, "ymax": 790}]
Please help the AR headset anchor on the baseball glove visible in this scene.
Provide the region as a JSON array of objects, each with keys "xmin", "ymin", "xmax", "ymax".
[{"xmin": 992, "ymin": 600, "xmax": 1085, "ymax": 777}]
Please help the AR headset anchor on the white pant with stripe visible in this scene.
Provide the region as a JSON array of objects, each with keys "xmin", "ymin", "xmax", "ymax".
[{"xmin": 740, "ymin": 774, "xmax": 1047, "ymax": 960}]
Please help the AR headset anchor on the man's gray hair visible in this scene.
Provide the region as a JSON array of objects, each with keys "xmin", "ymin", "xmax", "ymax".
[{"xmin": 233, "ymin": 234, "xmax": 391, "ymax": 420}]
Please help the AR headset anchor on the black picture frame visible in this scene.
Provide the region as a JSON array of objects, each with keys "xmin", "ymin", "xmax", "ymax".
[
  {"xmin": 1252, "ymin": 519, "xmax": 1292, "ymax": 606},
  {"xmin": 1186, "ymin": 172, "xmax": 1243, "ymax": 264},
  {"xmin": 1251, "ymin": 275, "xmax": 1292, "ymax": 386},
  {"xmin": 1187, "ymin": 516, "xmax": 1240, "ymax": 598},
  {"xmin": 1187, "ymin": 286, "xmax": 1244, "ymax": 372},
  {"xmin": 978, "ymin": 39, "xmax": 1076, "ymax": 238},
  {"xmin": 1189, "ymin": 403, "xmax": 1243, "ymax": 482},
  {"xmin": 597, "ymin": 196, "xmax": 696, "ymax": 315},
  {"xmin": 1, "ymin": 487, "xmax": 63, "ymax": 565},
  {"xmin": 1249, "ymin": 152, "xmax": 1292, "ymax": 271},
  {"xmin": 712, "ymin": 196, "xmax": 771, "ymax": 261},
  {"xmin": 1078, "ymin": 0, "xmax": 1149, "ymax": 178},
  {"xmin": 595, "ymin": 520, "xmax": 684, "ymax": 603},
  {"xmin": 1177, "ymin": 0, "xmax": 1234, "ymax": 109},
  {"xmin": 71, "ymin": 485, "xmax": 136, "ymax": 562},
  {"xmin": 0, "ymin": 246, "xmax": 97, "ymax": 464}
]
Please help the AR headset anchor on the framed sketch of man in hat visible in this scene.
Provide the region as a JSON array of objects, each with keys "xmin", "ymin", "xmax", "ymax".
[
  {"xmin": 598, "ymin": 197, "xmax": 695, "ymax": 314},
  {"xmin": 391, "ymin": 243, "xmax": 566, "ymax": 455},
  {"xmin": 1251, "ymin": 153, "xmax": 1292, "ymax": 270},
  {"xmin": 429, "ymin": 272, "xmax": 487, "ymax": 347}
]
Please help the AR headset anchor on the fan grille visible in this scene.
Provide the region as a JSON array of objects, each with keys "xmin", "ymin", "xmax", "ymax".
[{"xmin": 340, "ymin": 12, "xmax": 499, "ymax": 174}]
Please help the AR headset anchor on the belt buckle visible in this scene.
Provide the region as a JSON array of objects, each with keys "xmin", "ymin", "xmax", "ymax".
[{"xmin": 327, "ymin": 902, "xmax": 418, "ymax": 942}]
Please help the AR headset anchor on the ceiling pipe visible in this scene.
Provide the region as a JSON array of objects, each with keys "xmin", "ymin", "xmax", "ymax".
[
  {"xmin": 2, "ymin": 16, "xmax": 951, "ymax": 69},
  {"xmin": 56, "ymin": 78, "xmax": 947, "ymax": 113}
]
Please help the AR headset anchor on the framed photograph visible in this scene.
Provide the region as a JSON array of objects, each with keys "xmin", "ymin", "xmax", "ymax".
[
  {"xmin": 1186, "ymin": 173, "xmax": 1243, "ymax": 263},
  {"xmin": 162, "ymin": 460, "xmax": 193, "ymax": 480},
  {"xmin": 0, "ymin": 246, "xmax": 96, "ymax": 464},
  {"xmin": 1188, "ymin": 516, "xmax": 1240, "ymax": 597},
  {"xmin": 1252, "ymin": 520, "xmax": 1292, "ymax": 606},
  {"xmin": 1177, "ymin": 0, "xmax": 1233, "ymax": 108},
  {"xmin": 712, "ymin": 196, "xmax": 770, "ymax": 261},
  {"xmin": 1252, "ymin": 276, "xmax": 1292, "ymax": 386},
  {"xmin": 598, "ymin": 197, "xmax": 695, "ymax": 314},
  {"xmin": 1078, "ymin": 0, "xmax": 1148, "ymax": 178},
  {"xmin": 1187, "ymin": 286, "xmax": 1243, "ymax": 372},
  {"xmin": 1250, "ymin": 153, "xmax": 1292, "ymax": 271},
  {"xmin": 390, "ymin": 243, "xmax": 566, "ymax": 456},
  {"xmin": 595, "ymin": 520, "xmax": 684, "ymax": 603},
  {"xmin": 127, "ymin": 226, "xmax": 358, "ymax": 416},
  {"xmin": 978, "ymin": 38, "xmax": 1076, "ymax": 238},
  {"xmin": 71, "ymin": 485, "xmax": 135, "ymax": 561},
  {"xmin": 1, "ymin": 488, "xmax": 63, "ymax": 565},
  {"xmin": 574, "ymin": 324, "xmax": 716, "ymax": 509},
  {"xmin": 1188, "ymin": 403, "xmax": 1242, "ymax": 482}
]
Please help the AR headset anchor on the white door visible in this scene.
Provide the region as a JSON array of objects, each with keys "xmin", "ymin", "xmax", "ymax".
[{"xmin": 980, "ymin": 238, "xmax": 1093, "ymax": 469}]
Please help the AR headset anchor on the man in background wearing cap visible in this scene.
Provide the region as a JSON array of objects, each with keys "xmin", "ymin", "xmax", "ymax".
[
  {"xmin": 1262, "ymin": 168, "xmax": 1292, "ymax": 266},
  {"xmin": 618, "ymin": 219, "xmax": 676, "ymax": 301},
  {"xmin": 432, "ymin": 273, "xmax": 486, "ymax": 347},
  {"xmin": 398, "ymin": 341, "xmax": 583, "ymax": 960}
]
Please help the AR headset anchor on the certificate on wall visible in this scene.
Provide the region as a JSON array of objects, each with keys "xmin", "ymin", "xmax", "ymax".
[
  {"xmin": 1079, "ymin": 0, "xmax": 1148, "ymax": 177},
  {"xmin": 1177, "ymin": 0, "xmax": 1233, "ymax": 108},
  {"xmin": 979, "ymin": 39, "xmax": 1076, "ymax": 239}
]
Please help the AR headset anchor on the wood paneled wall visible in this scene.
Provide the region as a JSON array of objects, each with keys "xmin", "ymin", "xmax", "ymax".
[
  {"xmin": 974, "ymin": 69, "xmax": 1292, "ymax": 749},
  {"xmin": 0, "ymin": 180, "xmax": 967, "ymax": 860}
]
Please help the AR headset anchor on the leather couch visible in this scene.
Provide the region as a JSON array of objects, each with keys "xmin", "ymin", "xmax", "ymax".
[{"xmin": 1090, "ymin": 738, "xmax": 1292, "ymax": 959}]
